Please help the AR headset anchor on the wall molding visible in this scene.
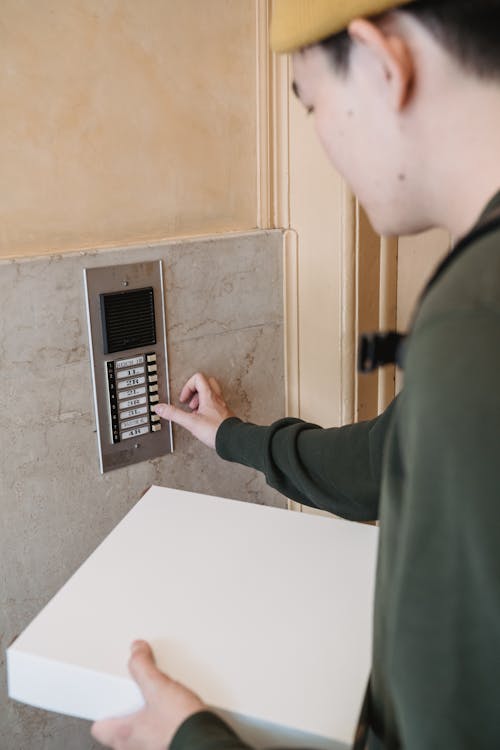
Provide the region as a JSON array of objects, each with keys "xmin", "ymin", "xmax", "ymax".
[
  {"xmin": 378, "ymin": 236, "xmax": 398, "ymax": 412},
  {"xmin": 256, "ymin": 0, "xmax": 271, "ymax": 229},
  {"xmin": 340, "ymin": 185, "xmax": 357, "ymax": 427},
  {"xmin": 256, "ymin": 0, "xmax": 290, "ymax": 232},
  {"xmin": 283, "ymin": 229, "xmax": 300, "ymax": 419},
  {"xmin": 256, "ymin": 2, "xmax": 399, "ymax": 514}
]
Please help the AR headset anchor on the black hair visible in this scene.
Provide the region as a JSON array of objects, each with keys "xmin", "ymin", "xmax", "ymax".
[{"xmin": 320, "ymin": 0, "xmax": 500, "ymax": 80}]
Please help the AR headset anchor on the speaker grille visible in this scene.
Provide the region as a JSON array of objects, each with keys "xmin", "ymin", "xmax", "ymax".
[{"xmin": 100, "ymin": 287, "xmax": 156, "ymax": 354}]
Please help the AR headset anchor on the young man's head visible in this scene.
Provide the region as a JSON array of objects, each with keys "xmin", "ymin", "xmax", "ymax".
[{"xmin": 272, "ymin": 1, "xmax": 500, "ymax": 239}]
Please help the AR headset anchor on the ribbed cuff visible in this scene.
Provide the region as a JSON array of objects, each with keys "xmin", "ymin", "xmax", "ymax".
[
  {"xmin": 170, "ymin": 710, "xmax": 250, "ymax": 750},
  {"xmin": 215, "ymin": 417, "xmax": 269, "ymax": 472},
  {"xmin": 215, "ymin": 417, "xmax": 244, "ymax": 459}
]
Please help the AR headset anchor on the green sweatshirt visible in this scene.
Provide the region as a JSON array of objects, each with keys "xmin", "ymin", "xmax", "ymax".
[{"xmin": 171, "ymin": 192, "xmax": 500, "ymax": 750}]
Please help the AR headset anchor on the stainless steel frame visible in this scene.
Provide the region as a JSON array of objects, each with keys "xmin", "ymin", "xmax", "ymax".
[{"xmin": 84, "ymin": 260, "xmax": 173, "ymax": 473}]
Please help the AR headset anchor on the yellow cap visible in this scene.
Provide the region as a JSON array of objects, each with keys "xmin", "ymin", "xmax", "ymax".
[{"xmin": 271, "ymin": 0, "xmax": 413, "ymax": 53}]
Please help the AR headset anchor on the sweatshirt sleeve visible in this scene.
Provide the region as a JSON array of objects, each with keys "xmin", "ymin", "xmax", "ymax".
[
  {"xmin": 215, "ymin": 399, "xmax": 397, "ymax": 522},
  {"xmin": 171, "ymin": 711, "xmax": 252, "ymax": 750}
]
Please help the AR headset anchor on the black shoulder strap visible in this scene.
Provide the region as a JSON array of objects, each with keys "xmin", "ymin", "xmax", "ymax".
[
  {"xmin": 357, "ymin": 205, "xmax": 500, "ymax": 374},
  {"xmin": 358, "ymin": 332, "xmax": 407, "ymax": 374}
]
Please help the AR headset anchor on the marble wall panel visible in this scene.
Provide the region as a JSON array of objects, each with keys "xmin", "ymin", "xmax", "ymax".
[{"xmin": 0, "ymin": 230, "xmax": 285, "ymax": 749}]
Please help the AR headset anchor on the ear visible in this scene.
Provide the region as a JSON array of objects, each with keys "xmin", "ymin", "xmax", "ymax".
[{"xmin": 348, "ymin": 18, "xmax": 414, "ymax": 111}]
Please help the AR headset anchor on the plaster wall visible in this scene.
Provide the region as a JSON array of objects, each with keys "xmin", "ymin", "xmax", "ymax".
[
  {"xmin": 0, "ymin": 0, "xmax": 258, "ymax": 257},
  {"xmin": 0, "ymin": 231, "xmax": 285, "ymax": 749}
]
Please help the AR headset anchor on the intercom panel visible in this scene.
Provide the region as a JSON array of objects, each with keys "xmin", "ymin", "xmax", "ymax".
[{"xmin": 84, "ymin": 260, "xmax": 173, "ymax": 473}]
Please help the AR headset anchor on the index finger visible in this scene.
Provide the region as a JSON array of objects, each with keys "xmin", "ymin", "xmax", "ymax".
[{"xmin": 179, "ymin": 372, "xmax": 211, "ymax": 404}]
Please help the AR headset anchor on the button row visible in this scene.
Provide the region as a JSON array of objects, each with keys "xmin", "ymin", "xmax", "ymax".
[
  {"xmin": 120, "ymin": 405, "xmax": 147, "ymax": 420},
  {"xmin": 146, "ymin": 352, "xmax": 161, "ymax": 433},
  {"xmin": 107, "ymin": 351, "xmax": 162, "ymax": 442},
  {"xmin": 119, "ymin": 394, "xmax": 147, "ymax": 409},
  {"xmin": 121, "ymin": 415, "xmax": 149, "ymax": 430},
  {"xmin": 121, "ymin": 425, "xmax": 150, "ymax": 440},
  {"xmin": 118, "ymin": 386, "xmax": 146, "ymax": 401},
  {"xmin": 117, "ymin": 366, "xmax": 145, "ymax": 379},
  {"xmin": 116, "ymin": 355, "xmax": 144, "ymax": 369},
  {"xmin": 118, "ymin": 353, "xmax": 153, "ymax": 436}
]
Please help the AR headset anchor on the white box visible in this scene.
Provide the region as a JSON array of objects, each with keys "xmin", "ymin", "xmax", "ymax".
[{"xmin": 7, "ymin": 486, "xmax": 378, "ymax": 749}]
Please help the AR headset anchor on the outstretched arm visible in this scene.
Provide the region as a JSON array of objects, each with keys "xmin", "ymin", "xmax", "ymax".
[{"xmin": 155, "ymin": 372, "xmax": 397, "ymax": 522}]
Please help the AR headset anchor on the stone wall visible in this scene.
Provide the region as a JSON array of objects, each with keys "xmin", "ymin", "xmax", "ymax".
[{"xmin": 0, "ymin": 230, "xmax": 285, "ymax": 749}]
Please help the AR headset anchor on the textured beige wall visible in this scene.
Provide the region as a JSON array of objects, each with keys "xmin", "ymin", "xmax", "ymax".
[
  {"xmin": 0, "ymin": 0, "xmax": 257, "ymax": 258},
  {"xmin": 288, "ymin": 88, "xmax": 345, "ymax": 428}
]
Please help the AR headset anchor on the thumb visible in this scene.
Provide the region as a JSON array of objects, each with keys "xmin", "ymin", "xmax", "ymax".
[
  {"xmin": 91, "ymin": 716, "xmax": 132, "ymax": 745},
  {"xmin": 154, "ymin": 403, "xmax": 196, "ymax": 431},
  {"xmin": 128, "ymin": 641, "xmax": 169, "ymax": 701}
]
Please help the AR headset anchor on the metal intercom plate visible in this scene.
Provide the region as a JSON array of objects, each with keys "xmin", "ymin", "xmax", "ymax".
[{"xmin": 84, "ymin": 260, "xmax": 173, "ymax": 473}]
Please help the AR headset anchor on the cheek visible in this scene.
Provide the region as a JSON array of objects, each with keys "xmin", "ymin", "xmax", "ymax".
[
  {"xmin": 314, "ymin": 110, "xmax": 357, "ymax": 176},
  {"xmin": 313, "ymin": 111, "xmax": 386, "ymax": 218},
  {"xmin": 314, "ymin": 113, "xmax": 342, "ymax": 164}
]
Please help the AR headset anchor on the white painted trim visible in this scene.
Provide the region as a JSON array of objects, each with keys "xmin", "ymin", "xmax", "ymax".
[
  {"xmin": 378, "ymin": 236, "xmax": 398, "ymax": 413},
  {"xmin": 256, "ymin": 0, "xmax": 271, "ymax": 229},
  {"xmin": 270, "ymin": 54, "xmax": 291, "ymax": 229},
  {"xmin": 256, "ymin": 6, "xmax": 298, "ymax": 512},
  {"xmin": 340, "ymin": 185, "xmax": 357, "ymax": 427},
  {"xmin": 283, "ymin": 229, "xmax": 300, "ymax": 420}
]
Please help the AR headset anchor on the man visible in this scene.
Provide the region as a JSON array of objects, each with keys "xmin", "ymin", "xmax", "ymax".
[{"xmin": 92, "ymin": 1, "xmax": 500, "ymax": 748}]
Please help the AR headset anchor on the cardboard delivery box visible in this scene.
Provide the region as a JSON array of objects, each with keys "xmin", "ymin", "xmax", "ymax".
[{"xmin": 7, "ymin": 485, "xmax": 378, "ymax": 749}]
